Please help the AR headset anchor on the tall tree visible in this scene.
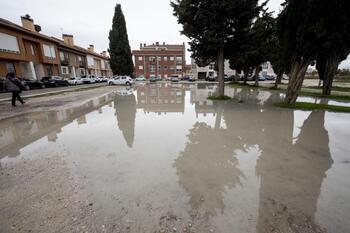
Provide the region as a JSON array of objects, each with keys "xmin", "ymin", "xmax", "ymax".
[
  {"xmin": 171, "ymin": 0, "xmax": 261, "ymax": 97},
  {"xmin": 314, "ymin": 0, "xmax": 350, "ymax": 95},
  {"xmin": 109, "ymin": 4, "xmax": 134, "ymax": 76},
  {"xmin": 277, "ymin": 0, "xmax": 319, "ymax": 104}
]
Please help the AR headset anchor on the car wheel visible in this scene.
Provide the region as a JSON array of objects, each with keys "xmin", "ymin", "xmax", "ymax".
[
  {"xmin": 126, "ymin": 82, "xmax": 131, "ymax": 86},
  {"xmin": 24, "ymin": 85, "xmax": 30, "ymax": 91},
  {"xmin": 108, "ymin": 82, "xmax": 113, "ymax": 86},
  {"xmin": 41, "ymin": 84, "xmax": 45, "ymax": 89}
]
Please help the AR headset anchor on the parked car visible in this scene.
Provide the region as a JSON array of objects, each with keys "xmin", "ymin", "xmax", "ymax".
[
  {"xmin": 68, "ymin": 77, "xmax": 83, "ymax": 85},
  {"xmin": 0, "ymin": 76, "xmax": 5, "ymax": 92},
  {"xmin": 41, "ymin": 76, "xmax": 69, "ymax": 87},
  {"xmin": 96, "ymin": 76, "xmax": 105, "ymax": 83},
  {"xmin": 264, "ymin": 75, "xmax": 276, "ymax": 80},
  {"xmin": 206, "ymin": 76, "xmax": 217, "ymax": 82},
  {"xmin": 135, "ymin": 76, "xmax": 146, "ymax": 81},
  {"xmin": 102, "ymin": 76, "xmax": 109, "ymax": 82},
  {"xmin": 20, "ymin": 78, "xmax": 46, "ymax": 90},
  {"xmin": 150, "ymin": 77, "xmax": 157, "ymax": 82},
  {"xmin": 108, "ymin": 76, "xmax": 133, "ymax": 86},
  {"xmin": 155, "ymin": 77, "xmax": 162, "ymax": 81},
  {"xmin": 171, "ymin": 76, "xmax": 179, "ymax": 82},
  {"xmin": 252, "ymin": 75, "xmax": 266, "ymax": 81},
  {"xmin": 81, "ymin": 75, "xmax": 97, "ymax": 84}
]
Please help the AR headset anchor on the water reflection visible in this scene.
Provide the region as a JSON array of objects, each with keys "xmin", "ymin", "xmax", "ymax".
[
  {"xmin": 0, "ymin": 83, "xmax": 347, "ymax": 232},
  {"xmin": 114, "ymin": 91, "xmax": 136, "ymax": 148},
  {"xmin": 0, "ymin": 94, "xmax": 115, "ymax": 158}
]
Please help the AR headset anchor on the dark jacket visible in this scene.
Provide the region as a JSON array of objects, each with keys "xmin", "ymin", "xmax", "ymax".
[{"xmin": 5, "ymin": 77, "xmax": 23, "ymax": 92}]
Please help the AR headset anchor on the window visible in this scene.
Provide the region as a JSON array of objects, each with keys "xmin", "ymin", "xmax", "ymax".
[
  {"xmin": 61, "ymin": 66, "xmax": 69, "ymax": 74},
  {"xmin": 209, "ymin": 63, "xmax": 215, "ymax": 70},
  {"xmin": 139, "ymin": 65, "xmax": 143, "ymax": 70},
  {"xmin": 164, "ymin": 56, "xmax": 168, "ymax": 61},
  {"xmin": 43, "ymin": 44, "xmax": 56, "ymax": 58},
  {"xmin": 0, "ymin": 32, "xmax": 20, "ymax": 53},
  {"xmin": 30, "ymin": 44, "xmax": 35, "ymax": 55},
  {"xmin": 138, "ymin": 56, "xmax": 143, "ymax": 61},
  {"xmin": 176, "ymin": 56, "xmax": 183, "ymax": 64},
  {"xmin": 6, "ymin": 63, "xmax": 15, "ymax": 73},
  {"xmin": 164, "ymin": 66, "xmax": 168, "ymax": 70},
  {"xmin": 78, "ymin": 56, "xmax": 82, "ymax": 61},
  {"xmin": 176, "ymin": 65, "xmax": 183, "ymax": 72},
  {"xmin": 149, "ymin": 65, "xmax": 155, "ymax": 72},
  {"xmin": 170, "ymin": 56, "xmax": 174, "ymax": 61},
  {"xmin": 158, "ymin": 65, "xmax": 162, "ymax": 70},
  {"xmin": 149, "ymin": 56, "xmax": 156, "ymax": 62},
  {"xmin": 157, "ymin": 56, "xmax": 162, "ymax": 61},
  {"xmin": 170, "ymin": 66, "xmax": 175, "ymax": 70},
  {"xmin": 60, "ymin": 52, "xmax": 65, "ymax": 61}
]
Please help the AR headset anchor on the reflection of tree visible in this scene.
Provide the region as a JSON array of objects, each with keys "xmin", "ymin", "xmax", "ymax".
[
  {"xmin": 114, "ymin": 94, "xmax": 136, "ymax": 148},
  {"xmin": 255, "ymin": 110, "xmax": 333, "ymax": 233},
  {"xmin": 174, "ymin": 121, "xmax": 244, "ymax": 217}
]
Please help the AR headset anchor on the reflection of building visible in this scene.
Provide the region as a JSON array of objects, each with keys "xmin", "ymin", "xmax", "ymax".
[
  {"xmin": 133, "ymin": 42, "xmax": 186, "ymax": 79},
  {"xmin": 0, "ymin": 93, "xmax": 115, "ymax": 157},
  {"xmin": 137, "ymin": 83, "xmax": 185, "ymax": 114}
]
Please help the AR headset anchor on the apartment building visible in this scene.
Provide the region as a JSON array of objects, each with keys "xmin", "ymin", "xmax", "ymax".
[
  {"xmin": 52, "ymin": 34, "xmax": 87, "ymax": 79},
  {"xmin": 0, "ymin": 15, "xmax": 60, "ymax": 79},
  {"xmin": 0, "ymin": 15, "xmax": 113, "ymax": 80},
  {"xmin": 133, "ymin": 42, "xmax": 186, "ymax": 79},
  {"xmin": 86, "ymin": 45, "xmax": 112, "ymax": 77}
]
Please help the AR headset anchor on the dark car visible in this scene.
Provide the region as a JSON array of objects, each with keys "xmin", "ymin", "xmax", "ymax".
[
  {"xmin": 150, "ymin": 77, "xmax": 157, "ymax": 82},
  {"xmin": 41, "ymin": 76, "xmax": 69, "ymax": 88},
  {"xmin": 20, "ymin": 78, "xmax": 46, "ymax": 90},
  {"xmin": 251, "ymin": 75, "xmax": 266, "ymax": 81},
  {"xmin": 206, "ymin": 76, "xmax": 217, "ymax": 82},
  {"xmin": 0, "ymin": 76, "xmax": 5, "ymax": 92}
]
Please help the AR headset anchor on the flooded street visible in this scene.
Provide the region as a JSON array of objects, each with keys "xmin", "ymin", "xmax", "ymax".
[{"xmin": 1, "ymin": 83, "xmax": 350, "ymax": 233}]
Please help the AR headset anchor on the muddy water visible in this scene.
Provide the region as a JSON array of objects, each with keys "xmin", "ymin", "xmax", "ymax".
[{"xmin": 1, "ymin": 83, "xmax": 350, "ymax": 233}]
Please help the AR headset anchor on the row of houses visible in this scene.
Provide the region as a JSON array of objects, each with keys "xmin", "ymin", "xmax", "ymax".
[{"xmin": 0, "ymin": 15, "xmax": 113, "ymax": 80}]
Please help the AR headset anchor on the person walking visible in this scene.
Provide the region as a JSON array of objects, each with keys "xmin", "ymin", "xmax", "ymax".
[{"xmin": 5, "ymin": 72, "xmax": 25, "ymax": 107}]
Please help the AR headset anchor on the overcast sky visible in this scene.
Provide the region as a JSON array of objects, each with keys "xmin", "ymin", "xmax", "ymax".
[{"xmin": 0, "ymin": 0, "xmax": 349, "ymax": 68}]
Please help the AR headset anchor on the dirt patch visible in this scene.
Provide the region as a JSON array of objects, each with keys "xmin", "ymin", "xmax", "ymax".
[{"xmin": 0, "ymin": 155, "xmax": 98, "ymax": 233}]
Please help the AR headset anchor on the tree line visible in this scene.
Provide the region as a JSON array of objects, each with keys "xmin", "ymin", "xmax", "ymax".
[{"xmin": 171, "ymin": 0, "xmax": 350, "ymax": 104}]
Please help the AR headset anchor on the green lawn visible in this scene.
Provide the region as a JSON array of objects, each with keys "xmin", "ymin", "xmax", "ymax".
[
  {"xmin": 207, "ymin": 95, "xmax": 232, "ymax": 101},
  {"xmin": 274, "ymin": 102, "xmax": 350, "ymax": 113}
]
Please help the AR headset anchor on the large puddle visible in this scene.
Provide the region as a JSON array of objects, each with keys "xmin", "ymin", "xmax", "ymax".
[{"xmin": 1, "ymin": 83, "xmax": 350, "ymax": 232}]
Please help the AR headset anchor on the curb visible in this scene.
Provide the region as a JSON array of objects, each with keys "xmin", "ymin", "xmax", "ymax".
[{"xmin": 0, "ymin": 84, "xmax": 106, "ymax": 103}]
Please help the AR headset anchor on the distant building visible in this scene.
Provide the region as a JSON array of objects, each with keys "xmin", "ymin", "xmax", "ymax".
[
  {"xmin": 191, "ymin": 59, "xmax": 236, "ymax": 80},
  {"xmin": 261, "ymin": 62, "xmax": 276, "ymax": 77},
  {"xmin": 132, "ymin": 42, "xmax": 186, "ymax": 79}
]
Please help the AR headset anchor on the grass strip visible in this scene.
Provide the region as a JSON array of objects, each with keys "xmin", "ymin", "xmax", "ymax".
[
  {"xmin": 207, "ymin": 95, "xmax": 232, "ymax": 101},
  {"xmin": 274, "ymin": 102, "xmax": 350, "ymax": 113}
]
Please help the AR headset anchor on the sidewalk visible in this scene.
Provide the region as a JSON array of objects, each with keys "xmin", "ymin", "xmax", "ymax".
[{"xmin": 0, "ymin": 83, "xmax": 106, "ymax": 103}]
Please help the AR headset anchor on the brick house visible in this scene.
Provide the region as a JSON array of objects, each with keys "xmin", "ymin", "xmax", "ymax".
[{"xmin": 132, "ymin": 42, "xmax": 186, "ymax": 79}]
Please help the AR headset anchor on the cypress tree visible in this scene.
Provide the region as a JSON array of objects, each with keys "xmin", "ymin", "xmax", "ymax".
[{"xmin": 109, "ymin": 4, "xmax": 134, "ymax": 76}]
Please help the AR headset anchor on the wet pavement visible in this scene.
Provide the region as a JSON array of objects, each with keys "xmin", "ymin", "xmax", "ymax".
[{"xmin": 0, "ymin": 83, "xmax": 350, "ymax": 233}]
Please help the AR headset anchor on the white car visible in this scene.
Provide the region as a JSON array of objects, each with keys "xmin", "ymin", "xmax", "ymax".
[
  {"xmin": 81, "ymin": 75, "xmax": 97, "ymax": 84},
  {"xmin": 108, "ymin": 76, "xmax": 133, "ymax": 86},
  {"xmin": 135, "ymin": 76, "xmax": 146, "ymax": 81},
  {"xmin": 68, "ymin": 77, "xmax": 83, "ymax": 85}
]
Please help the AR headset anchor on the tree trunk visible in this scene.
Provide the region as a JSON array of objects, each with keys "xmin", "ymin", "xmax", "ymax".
[
  {"xmin": 285, "ymin": 59, "xmax": 310, "ymax": 104},
  {"xmin": 322, "ymin": 54, "xmax": 340, "ymax": 96},
  {"xmin": 254, "ymin": 65, "xmax": 260, "ymax": 87},
  {"xmin": 274, "ymin": 71, "xmax": 283, "ymax": 89},
  {"xmin": 217, "ymin": 44, "xmax": 225, "ymax": 97},
  {"xmin": 243, "ymin": 69, "xmax": 249, "ymax": 85}
]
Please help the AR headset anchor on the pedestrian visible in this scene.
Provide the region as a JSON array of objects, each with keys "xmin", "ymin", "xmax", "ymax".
[{"xmin": 4, "ymin": 72, "xmax": 25, "ymax": 107}]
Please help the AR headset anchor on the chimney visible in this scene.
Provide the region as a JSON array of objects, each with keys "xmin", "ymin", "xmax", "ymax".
[
  {"xmin": 101, "ymin": 51, "xmax": 107, "ymax": 57},
  {"xmin": 143, "ymin": 43, "xmax": 146, "ymax": 47},
  {"xmin": 88, "ymin": 44, "xmax": 94, "ymax": 52},
  {"xmin": 140, "ymin": 43, "xmax": 143, "ymax": 48},
  {"xmin": 163, "ymin": 42, "xmax": 165, "ymax": 45},
  {"xmin": 34, "ymin": 24, "xmax": 41, "ymax": 32},
  {"xmin": 21, "ymin": 14, "xmax": 35, "ymax": 32},
  {"xmin": 62, "ymin": 34, "xmax": 74, "ymax": 46},
  {"xmin": 156, "ymin": 42, "xmax": 159, "ymax": 46}
]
